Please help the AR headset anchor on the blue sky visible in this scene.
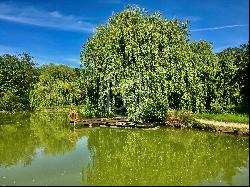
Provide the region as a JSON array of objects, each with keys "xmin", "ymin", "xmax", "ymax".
[{"xmin": 0, "ymin": 0, "xmax": 249, "ymax": 67}]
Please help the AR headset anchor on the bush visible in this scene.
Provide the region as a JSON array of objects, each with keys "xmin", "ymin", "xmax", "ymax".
[
  {"xmin": 30, "ymin": 64, "xmax": 81, "ymax": 109},
  {"xmin": 165, "ymin": 110, "xmax": 193, "ymax": 128},
  {"xmin": 0, "ymin": 91, "xmax": 25, "ymax": 111},
  {"xmin": 136, "ymin": 99, "xmax": 166, "ymax": 122}
]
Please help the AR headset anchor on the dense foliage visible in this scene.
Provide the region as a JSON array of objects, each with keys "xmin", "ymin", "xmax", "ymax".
[
  {"xmin": 215, "ymin": 43, "xmax": 249, "ymax": 113},
  {"xmin": 30, "ymin": 64, "xmax": 81, "ymax": 109},
  {"xmin": 0, "ymin": 53, "xmax": 37, "ymax": 111},
  {"xmin": 81, "ymin": 6, "xmax": 248, "ymax": 121}
]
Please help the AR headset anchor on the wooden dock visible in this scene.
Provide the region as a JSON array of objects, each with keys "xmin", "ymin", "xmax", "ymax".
[{"xmin": 69, "ymin": 113, "xmax": 159, "ymax": 129}]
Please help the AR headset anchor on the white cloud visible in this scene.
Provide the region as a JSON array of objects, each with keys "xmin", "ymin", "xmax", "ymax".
[
  {"xmin": 0, "ymin": 2, "xmax": 95, "ymax": 32},
  {"xmin": 190, "ymin": 24, "xmax": 248, "ymax": 32},
  {"xmin": 64, "ymin": 57, "xmax": 80, "ymax": 65},
  {"xmin": 0, "ymin": 45, "xmax": 22, "ymax": 55},
  {"xmin": 169, "ymin": 14, "xmax": 202, "ymax": 23},
  {"xmin": 35, "ymin": 56, "xmax": 80, "ymax": 68},
  {"xmin": 0, "ymin": 45, "xmax": 80, "ymax": 68}
]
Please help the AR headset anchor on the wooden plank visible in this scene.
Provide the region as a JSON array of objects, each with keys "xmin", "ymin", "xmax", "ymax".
[{"xmin": 69, "ymin": 118, "xmax": 159, "ymax": 129}]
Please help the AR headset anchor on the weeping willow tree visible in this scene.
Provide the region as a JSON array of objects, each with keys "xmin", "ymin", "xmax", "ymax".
[{"xmin": 80, "ymin": 6, "xmax": 219, "ymax": 121}]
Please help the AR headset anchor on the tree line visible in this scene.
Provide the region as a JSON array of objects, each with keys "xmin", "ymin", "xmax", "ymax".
[{"xmin": 0, "ymin": 6, "xmax": 248, "ymax": 122}]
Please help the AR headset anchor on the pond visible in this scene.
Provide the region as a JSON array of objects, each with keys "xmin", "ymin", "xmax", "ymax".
[{"xmin": 0, "ymin": 112, "xmax": 249, "ymax": 186}]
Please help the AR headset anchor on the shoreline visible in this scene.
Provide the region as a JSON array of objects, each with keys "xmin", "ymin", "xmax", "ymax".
[
  {"xmin": 190, "ymin": 118, "xmax": 249, "ymax": 136},
  {"xmin": 1, "ymin": 110, "xmax": 249, "ymax": 135}
]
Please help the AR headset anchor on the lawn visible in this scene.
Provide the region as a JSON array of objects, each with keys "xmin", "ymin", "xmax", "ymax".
[{"xmin": 193, "ymin": 113, "xmax": 249, "ymax": 124}]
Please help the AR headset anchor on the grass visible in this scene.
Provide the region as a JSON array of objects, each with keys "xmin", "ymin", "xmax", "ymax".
[
  {"xmin": 191, "ymin": 121, "xmax": 215, "ymax": 131},
  {"xmin": 193, "ymin": 113, "xmax": 249, "ymax": 124},
  {"xmin": 191, "ymin": 120, "xmax": 249, "ymax": 135}
]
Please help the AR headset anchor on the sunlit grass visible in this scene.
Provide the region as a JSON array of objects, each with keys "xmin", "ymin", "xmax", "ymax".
[{"xmin": 193, "ymin": 113, "xmax": 249, "ymax": 124}]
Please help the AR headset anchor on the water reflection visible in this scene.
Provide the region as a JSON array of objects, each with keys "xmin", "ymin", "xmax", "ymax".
[
  {"xmin": 0, "ymin": 112, "xmax": 37, "ymax": 167},
  {"xmin": 0, "ymin": 112, "xmax": 249, "ymax": 186},
  {"xmin": 0, "ymin": 112, "xmax": 76, "ymax": 168},
  {"xmin": 82, "ymin": 128, "xmax": 249, "ymax": 186},
  {"xmin": 29, "ymin": 112, "xmax": 76, "ymax": 155}
]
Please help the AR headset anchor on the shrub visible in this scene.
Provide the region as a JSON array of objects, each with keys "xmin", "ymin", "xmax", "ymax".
[
  {"xmin": 30, "ymin": 64, "xmax": 81, "ymax": 109},
  {"xmin": 165, "ymin": 110, "xmax": 193, "ymax": 128},
  {"xmin": 0, "ymin": 91, "xmax": 25, "ymax": 111},
  {"xmin": 136, "ymin": 99, "xmax": 166, "ymax": 122}
]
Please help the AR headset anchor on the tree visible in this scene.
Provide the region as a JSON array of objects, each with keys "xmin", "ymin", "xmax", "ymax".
[
  {"xmin": 30, "ymin": 64, "xmax": 81, "ymax": 109},
  {"xmin": 235, "ymin": 43, "xmax": 249, "ymax": 113},
  {"xmin": 81, "ymin": 6, "xmax": 218, "ymax": 121},
  {"xmin": 215, "ymin": 42, "xmax": 249, "ymax": 113},
  {"xmin": 0, "ymin": 53, "xmax": 37, "ymax": 111},
  {"xmin": 190, "ymin": 41, "xmax": 218, "ymax": 112}
]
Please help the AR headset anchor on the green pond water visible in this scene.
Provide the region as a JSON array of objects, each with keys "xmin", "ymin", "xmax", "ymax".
[{"xmin": 0, "ymin": 112, "xmax": 249, "ymax": 186}]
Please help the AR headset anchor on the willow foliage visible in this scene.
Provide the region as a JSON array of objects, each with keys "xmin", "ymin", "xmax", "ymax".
[{"xmin": 81, "ymin": 6, "xmax": 220, "ymax": 121}]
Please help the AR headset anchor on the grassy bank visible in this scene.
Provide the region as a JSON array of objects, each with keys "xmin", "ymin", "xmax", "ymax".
[
  {"xmin": 33, "ymin": 108, "xmax": 249, "ymax": 125},
  {"xmin": 190, "ymin": 120, "xmax": 249, "ymax": 135},
  {"xmin": 165, "ymin": 110, "xmax": 249, "ymax": 135},
  {"xmin": 193, "ymin": 113, "xmax": 249, "ymax": 124},
  {"xmin": 1, "ymin": 107, "xmax": 249, "ymax": 135}
]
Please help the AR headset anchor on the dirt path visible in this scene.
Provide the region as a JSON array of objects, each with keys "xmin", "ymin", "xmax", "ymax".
[{"xmin": 195, "ymin": 118, "xmax": 249, "ymax": 129}]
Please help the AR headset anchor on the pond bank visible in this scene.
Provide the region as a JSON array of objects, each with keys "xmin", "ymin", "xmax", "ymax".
[
  {"xmin": 69, "ymin": 115, "xmax": 249, "ymax": 136},
  {"xmin": 191, "ymin": 118, "xmax": 249, "ymax": 136}
]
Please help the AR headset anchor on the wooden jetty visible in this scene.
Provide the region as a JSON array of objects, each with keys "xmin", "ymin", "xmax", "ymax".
[{"xmin": 68, "ymin": 111, "xmax": 159, "ymax": 129}]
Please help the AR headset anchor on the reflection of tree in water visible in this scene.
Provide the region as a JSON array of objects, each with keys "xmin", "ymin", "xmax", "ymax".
[
  {"xmin": 82, "ymin": 128, "xmax": 249, "ymax": 186},
  {"xmin": 0, "ymin": 112, "xmax": 31, "ymax": 126},
  {"xmin": 0, "ymin": 112, "xmax": 78, "ymax": 167},
  {"xmin": 0, "ymin": 112, "xmax": 37, "ymax": 167},
  {"xmin": 29, "ymin": 112, "xmax": 76, "ymax": 155}
]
